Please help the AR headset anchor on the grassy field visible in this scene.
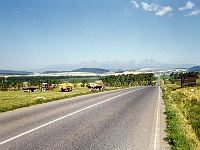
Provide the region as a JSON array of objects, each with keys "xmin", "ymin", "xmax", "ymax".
[
  {"xmin": 0, "ymin": 86, "xmax": 121, "ymax": 113},
  {"xmin": 161, "ymin": 80, "xmax": 200, "ymax": 149}
]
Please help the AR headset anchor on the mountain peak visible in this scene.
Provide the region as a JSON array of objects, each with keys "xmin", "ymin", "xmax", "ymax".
[
  {"xmin": 71, "ymin": 68, "xmax": 109, "ymax": 74},
  {"xmin": 38, "ymin": 59, "xmax": 163, "ymax": 72}
]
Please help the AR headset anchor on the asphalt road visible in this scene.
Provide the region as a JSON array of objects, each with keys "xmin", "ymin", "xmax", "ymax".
[{"xmin": 0, "ymin": 86, "xmax": 168, "ymax": 150}]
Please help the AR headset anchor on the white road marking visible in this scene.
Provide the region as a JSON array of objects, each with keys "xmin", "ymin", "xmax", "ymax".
[
  {"xmin": 0, "ymin": 88, "xmax": 144, "ymax": 145},
  {"xmin": 154, "ymin": 87, "xmax": 161, "ymax": 150}
]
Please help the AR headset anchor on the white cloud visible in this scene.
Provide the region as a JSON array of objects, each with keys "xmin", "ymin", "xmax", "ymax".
[
  {"xmin": 184, "ymin": 9, "xmax": 200, "ymax": 16},
  {"xmin": 141, "ymin": 2, "xmax": 159, "ymax": 11},
  {"xmin": 179, "ymin": 1, "xmax": 195, "ymax": 11},
  {"xmin": 130, "ymin": 1, "xmax": 139, "ymax": 8},
  {"xmin": 129, "ymin": 1, "xmax": 199, "ymax": 17},
  {"xmin": 155, "ymin": 6, "xmax": 173, "ymax": 16}
]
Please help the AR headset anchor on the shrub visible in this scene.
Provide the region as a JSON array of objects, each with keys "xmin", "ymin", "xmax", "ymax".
[{"xmin": 196, "ymin": 79, "xmax": 200, "ymax": 86}]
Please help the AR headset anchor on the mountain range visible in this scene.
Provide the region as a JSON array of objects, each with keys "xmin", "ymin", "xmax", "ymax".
[
  {"xmin": 1, "ymin": 59, "xmax": 199, "ymax": 75},
  {"xmin": 188, "ymin": 66, "xmax": 200, "ymax": 72},
  {"xmin": 38, "ymin": 59, "xmax": 196, "ymax": 72},
  {"xmin": 0, "ymin": 70, "xmax": 32, "ymax": 75}
]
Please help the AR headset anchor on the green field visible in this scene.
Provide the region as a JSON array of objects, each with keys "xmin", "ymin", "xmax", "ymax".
[
  {"xmin": 0, "ymin": 73, "xmax": 157, "ymax": 113},
  {"xmin": 0, "ymin": 86, "xmax": 121, "ymax": 113}
]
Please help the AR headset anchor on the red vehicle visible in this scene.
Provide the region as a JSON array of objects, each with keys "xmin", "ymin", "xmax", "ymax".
[{"xmin": 41, "ymin": 83, "xmax": 53, "ymax": 91}]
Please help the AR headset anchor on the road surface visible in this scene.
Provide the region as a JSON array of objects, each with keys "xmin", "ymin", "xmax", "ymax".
[{"xmin": 0, "ymin": 86, "xmax": 168, "ymax": 150}]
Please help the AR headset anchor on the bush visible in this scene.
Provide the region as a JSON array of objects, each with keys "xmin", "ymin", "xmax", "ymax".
[{"xmin": 196, "ymin": 79, "xmax": 200, "ymax": 86}]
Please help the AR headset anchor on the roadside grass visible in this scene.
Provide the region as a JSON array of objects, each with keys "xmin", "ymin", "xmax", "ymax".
[
  {"xmin": 161, "ymin": 81, "xmax": 200, "ymax": 149},
  {"xmin": 0, "ymin": 86, "xmax": 121, "ymax": 113},
  {"xmin": 197, "ymin": 79, "xmax": 200, "ymax": 86}
]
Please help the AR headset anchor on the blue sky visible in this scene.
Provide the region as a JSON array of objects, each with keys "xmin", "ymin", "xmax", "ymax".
[{"xmin": 0, "ymin": 0, "xmax": 200, "ymax": 70}]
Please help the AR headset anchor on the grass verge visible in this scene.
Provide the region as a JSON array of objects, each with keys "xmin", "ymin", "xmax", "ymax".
[{"xmin": 161, "ymin": 82, "xmax": 200, "ymax": 150}]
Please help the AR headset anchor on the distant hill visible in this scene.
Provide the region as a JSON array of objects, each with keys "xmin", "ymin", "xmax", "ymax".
[
  {"xmin": 38, "ymin": 59, "xmax": 198, "ymax": 72},
  {"xmin": 188, "ymin": 66, "xmax": 200, "ymax": 72},
  {"xmin": 0, "ymin": 70, "xmax": 32, "ymax": 75},
  {"xmin": 38, "ymin": 59, "xmax": 164, "ymax": 71},
  {"xmin": 71, "ymin": 68, "xmax": 109, "ymax": 74},
  {"xmin": 42, "ymin": 71, "xmax": 62, "ymax": 74}
]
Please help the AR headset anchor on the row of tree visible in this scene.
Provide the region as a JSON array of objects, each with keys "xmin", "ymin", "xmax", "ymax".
[
  {"xmin": 0, "ymin": 76, "xmax": 94, "ymax": 83},
  {"xmin": 0, "ymin": 76, "xmax": 93, "ymax": 91},
  {"xmin": 169, "ymin": 72, "xmax": 200, "ymax": 83},
  {"xmin": 0, "ymin": 77, "xmax": 60, "ymax": 91},
  {"xmin": 100, "ymin": 73, "xmax": 156, "ymax": 87},
  {"xmin": 0, "ymin": 73, "xmax": 156, "ymax": 91}
]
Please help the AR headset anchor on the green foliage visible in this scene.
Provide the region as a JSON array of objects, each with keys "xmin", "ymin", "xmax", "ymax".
[
  {"xmin": 168, "ymin": 72, "xmax": 200, "ymax": 84},
  {"xmin": 165, "ymin": 83, "xmax": 180, "ymax": 91},
  {"xmin": 163, "ymin": 90, "xmax": 192, "ymax": 149},
  {"xmin": 100, "ymin": 73, "xmax": 156, "ymax": 87},
  {"xmin": 185, "ymin": 98, "xmax": 200, "ymax": 139},
  {"xmin": 81, "ymin": 79, "xmax": 88, "ymax": 87},
  {"xmin": 162, "ymin": 81, "xmax": 200, "ymax": 149},
  {"xmin": 162, "ymin": 73, "xmax": 170, "ymax": 79},
  {"xmin": 72, "ymin": 79, "xmax": 79, "ymax": 87},
  {"xmin": 169, "ymin": 73, "xmax": 179, "ymax": 83},
  {"xmin": 171, "ymin": 92, "xmax": 200, "ymax": 141},
  {"xmin": 196, "ymin": 79, "xmax": 200, "ymax": 86},
  {"xmin": 2, "ymin": 73, "xmax": 156, "ymax": 90},
  {"xmin": 0, "ymin": 76, "xmax": 99, "ymax": 91}
]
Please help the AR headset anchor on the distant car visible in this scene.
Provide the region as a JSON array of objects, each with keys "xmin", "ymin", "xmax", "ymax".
[
  {"xmin": 41, "ymin": 83, "xmax": 53, "ymax": 91},
  {"xmin": 87, "ymin": 80, "xmax": 105, "ymax": 91}
]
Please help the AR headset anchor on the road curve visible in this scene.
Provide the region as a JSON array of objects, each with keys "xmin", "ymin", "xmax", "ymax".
[{"xmin": 0, "ymin": 86, "xmax": 168, "ymax": 150}]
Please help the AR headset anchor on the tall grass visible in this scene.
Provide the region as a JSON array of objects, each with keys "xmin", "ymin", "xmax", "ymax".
[
  {"xmin": 162, "ymin": 81, "xmax": 200, "ymax": 149},
  {"xmin": 196, "ymin": 79, "xmax": 200, "ymax": 86}
]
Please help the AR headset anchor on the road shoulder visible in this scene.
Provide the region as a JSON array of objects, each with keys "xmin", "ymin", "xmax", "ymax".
[{"xmin": 160, "ymin": 87, "xmax": 170, "ymax": 149}]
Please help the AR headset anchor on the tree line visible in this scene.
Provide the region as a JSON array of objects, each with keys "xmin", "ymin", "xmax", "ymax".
[
  {"xmin": 0, "ymin": 76, "xmax": 98, "ymax": 91},
  {"xmin": 0, "ymin": 74, "xmax": 156, "ymax": 91},
  {"xmin": 169, "ymin": 72, "xmax": 200, "ymax": 83},
  {"xmin": 100, "ymin": 73, "xmax": 156, "ymax": 87},
  {"xmin": 0, "ymin": 76, "xmax": 60, "ymax": 91}
]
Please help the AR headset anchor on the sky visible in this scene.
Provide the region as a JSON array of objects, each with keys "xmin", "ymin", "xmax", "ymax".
[{"xmin": 0, "ymin": 0, "xmax": 200, "ymax": 70}]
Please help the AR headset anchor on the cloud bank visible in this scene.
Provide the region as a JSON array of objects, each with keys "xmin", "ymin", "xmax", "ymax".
[
  {"xmin": 179, "ymin": 1, "xmax": 195, "ymax": 11},
  {"xmin": 184, "ymin": 9, "xmax": 200, "ymax": 16},
  {"xmin": 155, "ymin": 6, "xmax": 173, "ymax": 16},
  {"xmin": 141, "ymin": 2, "xmax": 159, "ymax": 11},
  {"xmin": 140, "ymin": 2, "xmax": 172, "ymax": 16},
  {"xmin": 130, "ymin": 1, "xmax": 199, "ymax": 17},
  {"xmin": 179, "ymin": 1, "xmax": 200, "ymax": 17}
]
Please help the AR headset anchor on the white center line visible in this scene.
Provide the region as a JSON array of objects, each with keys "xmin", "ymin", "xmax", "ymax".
[
  {"xmin": 0, "ymin": 88, "xmax": 142, "ymax": 145},
  {"xmin": 154, "ymin": 87, "xmax": 161, "ymax": 150}
]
